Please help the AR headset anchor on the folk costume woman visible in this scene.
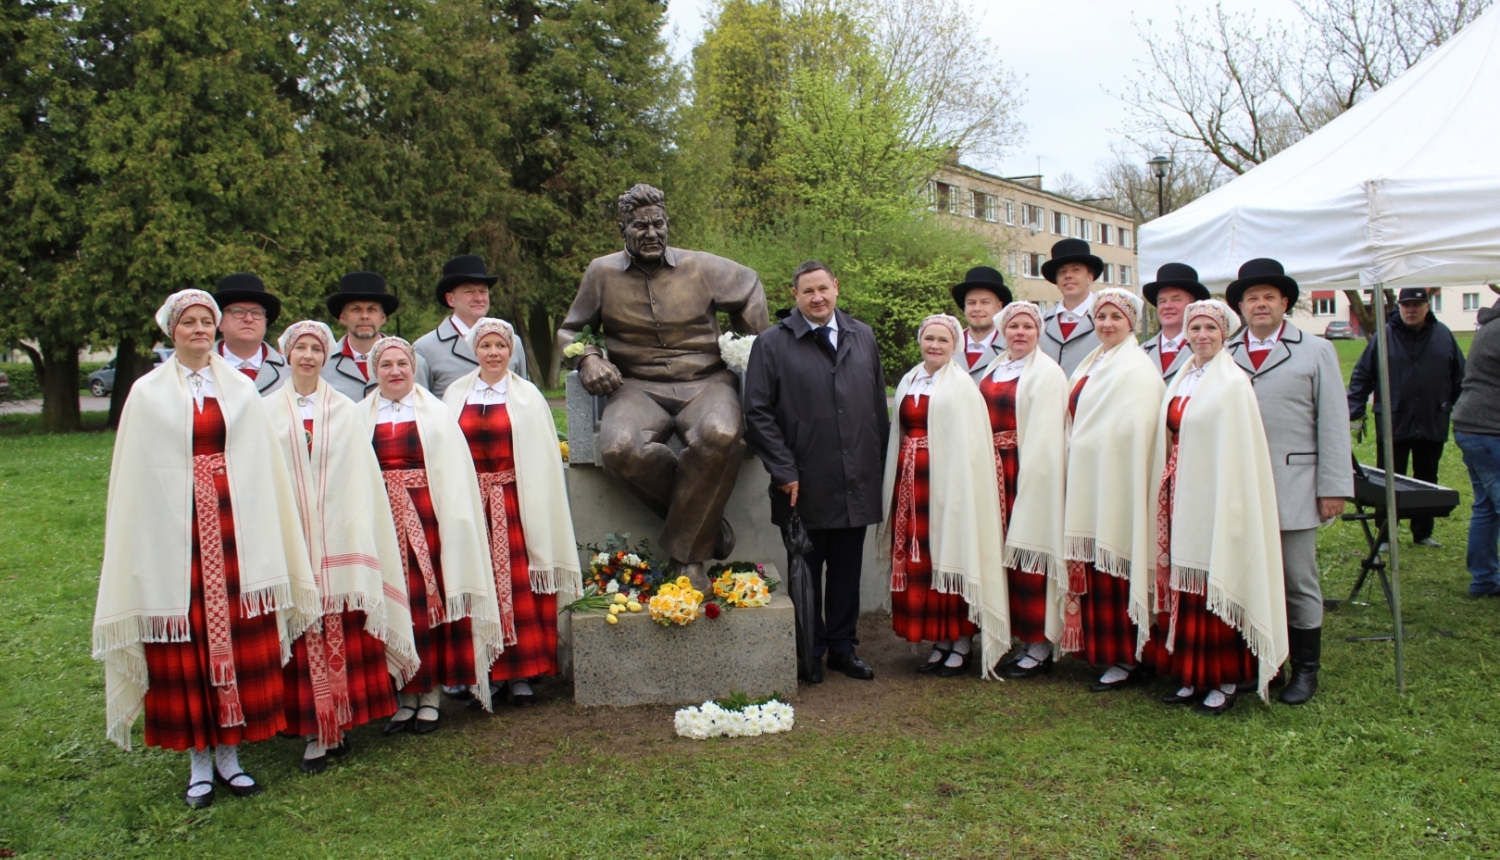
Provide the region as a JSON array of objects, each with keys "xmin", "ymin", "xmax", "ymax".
[
  {"xmin": 1061, "ymin": 288, "xmax": 1165, "ymax": 692},
  {"xmin": 268, "ymin": 321, "xmax": 419, "ymax": 771},
  {"xmin": 94, "ymin": 290, "xmax": 318, "ymax": 808},
  {"xmin": 1143, "ymin": 300, "xmax": 1288, "ymax": 714},
  {"xmin": 979, "ymin": 302, "xmax": 1070, "ymax": 679},
  {"xmin": 880, "ymin": 314, "xmax": 1006, "ymax": 677},
  {"xmin": 366, "ymin": 336, "xmax": 504, "ymax": 734},
  {"xmin": 442, "ymin": 318, "xmax": 582, "ymax": 708}
]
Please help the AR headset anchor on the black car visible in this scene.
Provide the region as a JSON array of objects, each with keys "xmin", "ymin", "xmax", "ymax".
[
  {"xmin": 87, "ymin": 348, "xmax": 174, "ymax": 396},
  {"xmin": 1323, "ymin": 321, "xmax": 1355, "ymax": 340}
]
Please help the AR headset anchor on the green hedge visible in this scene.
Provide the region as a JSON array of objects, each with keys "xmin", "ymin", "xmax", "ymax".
[{"xmin": 0, "ymin": 361, "xmax": 110, "ymax": 400}]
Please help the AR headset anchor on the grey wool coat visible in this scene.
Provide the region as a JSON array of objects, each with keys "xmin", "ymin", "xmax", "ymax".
[
  {"xmin": 413, "ymin": 316, "xmax": 528, "ymax": 398},
  {"xmin": 743, "ymin": 307, "xmax": 889, "ymax": 531},
  {"xmin": 961, "ymin": 330, "xmax": 1004, "ymax": 383},
  {"xmin": 1140, "ymin": 331, "xmax": 1194, "ymax": 381},
  {"xmin": 1227, "ymin": 321, "xmax": 1353, "ymax": 530},
  {"xmin": 1040, "ymin": 303, "xmax": 1101, "ymax": 377},
  {"xmin": 321, "ymin": 335, "xmax": 433, "ymax": 402},
  {"xmin": 216, "ymin": 342, "xmax": 288, "ymax": 396}
]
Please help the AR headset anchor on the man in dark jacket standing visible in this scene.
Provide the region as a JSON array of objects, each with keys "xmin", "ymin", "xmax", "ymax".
[
  {"xmin": 1347, "ymin": 288, "xmax": 1466, "ymax": 547},
  {"xmin": 1453, "ymin": 294, "xmax": 1500, "ymax": 596},
  {"xmin": 744, "ymin": 261, "xmax": 888, "ymax": 683}
]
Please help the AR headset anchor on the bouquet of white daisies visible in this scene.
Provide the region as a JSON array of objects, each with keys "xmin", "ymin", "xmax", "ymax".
[{"xmin": 674, "ymin": 697, "xmax": 794, "ymax": 740}]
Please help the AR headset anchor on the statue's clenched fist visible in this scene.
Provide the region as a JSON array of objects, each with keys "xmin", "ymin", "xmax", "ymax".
[{"xmin": 578, "ymin": 352, "xmax": 623, "ymax": 396}]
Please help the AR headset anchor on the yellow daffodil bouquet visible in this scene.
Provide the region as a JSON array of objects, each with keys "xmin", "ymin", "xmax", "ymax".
[
  {"xmin": 708, "ymin": 562, "xmax": 779, "ymax": 612},
  {"xmin": 648, "ymin": 576, "xmax": 704, "ymax": 627}
]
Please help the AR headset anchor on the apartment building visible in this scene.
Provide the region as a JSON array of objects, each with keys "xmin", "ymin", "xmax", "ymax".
[
  {"xmin": 1297, "ymin": 285, "xmax": 1490, "ymax": 335},
  {"xmin": 928, "ymin": 163, "xmax": 1140, "ymax": 307}
]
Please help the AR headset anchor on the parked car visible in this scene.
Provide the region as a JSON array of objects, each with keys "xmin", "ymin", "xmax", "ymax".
[
  {"xmin": 87, "ymin": 348, "xmax": 174, "ymax": 396},
  {"xmin": 1323, "ymin": 321, "xmax": 1355, "ymax": 340},
  {"xmin": 0, "ymin": 370, "xmax": 10, "ymax": 400}
]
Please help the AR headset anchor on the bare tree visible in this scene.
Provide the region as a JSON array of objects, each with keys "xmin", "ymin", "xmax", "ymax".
[
  {"xmin": 863, "ymin": 0, "xmax": 1026, "ymax": 160},
  {"xmin": 1092, "ymin": 142, "xmax": 1230, "ymax": 224}
]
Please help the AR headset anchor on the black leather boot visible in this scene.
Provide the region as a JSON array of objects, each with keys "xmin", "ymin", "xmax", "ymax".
[{"xmin": 1279, "ymin": 626, "xmax": 1321, "ymax": 705}]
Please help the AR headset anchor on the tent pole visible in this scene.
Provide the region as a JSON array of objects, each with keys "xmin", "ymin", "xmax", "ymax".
[{"xmin": 1372, "ymin": 282, "xmax": 1406, "ymax": 693}]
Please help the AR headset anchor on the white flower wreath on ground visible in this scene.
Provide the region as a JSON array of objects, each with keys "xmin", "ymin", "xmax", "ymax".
[
  {"xmin": 717, "ymin": 332, "xmax": 756, "ymax": 374},
  {"xmin": 674, "ymin": 698, "xmax": 794, "ymax": 740}
]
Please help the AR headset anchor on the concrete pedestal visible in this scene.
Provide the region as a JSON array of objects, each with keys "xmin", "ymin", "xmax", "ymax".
[{"xmin": 572, "ymin": 581, "xmax": 798, "ymax": 707}]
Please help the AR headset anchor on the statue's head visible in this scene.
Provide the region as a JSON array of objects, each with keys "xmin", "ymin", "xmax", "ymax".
[{"xmin": 618, "ymin": 183, "xmax": 669, "ymax": 262}]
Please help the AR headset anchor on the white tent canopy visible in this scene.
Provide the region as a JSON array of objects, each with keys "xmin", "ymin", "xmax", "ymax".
[{"xmin": 1140, "ymin": 5, "xmax": 1500, "ymax": 291}]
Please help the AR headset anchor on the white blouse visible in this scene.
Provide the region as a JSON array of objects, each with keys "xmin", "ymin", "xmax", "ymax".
[
  {"xmin": 906, "ymin": 367, "xmax": 937, "ymax": 405},
  {"xmin": 376, "ymin": 392, "xmax": 417, "ymax": 425},
  {"xmin": 988, "ymin": 355, "xmax": 1027, "ymax": 383},
  {"xmin": 181, "ymin": 365, "xmax": 218, "ymax": 413},
  {"xmin": 465, "ymin": 376, "xmax": 509, "ymax": 406},
  {"xmin": 294, "ymin": 389, "xmax": 317, "ymax": 420}
]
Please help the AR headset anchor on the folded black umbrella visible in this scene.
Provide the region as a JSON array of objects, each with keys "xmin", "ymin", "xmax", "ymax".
[{"xmin": 780, "ymin": 509, "xmax": 819, "ymax": 682}]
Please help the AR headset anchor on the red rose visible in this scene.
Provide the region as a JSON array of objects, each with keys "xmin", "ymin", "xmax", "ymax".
[{"xmin": 705, "ymin": 602, "xmax": 722, "ymax": 619}]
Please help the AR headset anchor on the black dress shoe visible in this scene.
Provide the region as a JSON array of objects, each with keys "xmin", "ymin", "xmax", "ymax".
[
  {"xmin": 1161, "ymin": 688, "xmax": 1198, "ymax": 705},
  {"xmin": 384, "ymin": 707, "xmax": 417, "ymax": 734},
  {"xmin": 412, "ymin": 705, "xmax": 441, "ymax": 734},
  {"xmin": 827, "ymin": 651, "xmax": 875, "ymax": 680},
  {"xmin": 300, "ymin": 754, "xmax": 328, "ymax": 775},
  {"xmin": 936, "ymin": 651, "xmax": 972, "ymax": 678},
  {"xmin": 1089, "ymin": 664, "xmax": 1149, "ymax": 693},
  {"xmin": 185, "ymin": 782, "xmax": 215, "ymax": 809},
  {"xmin": 799, "ymin": 665, "xmax": 824, "ymax": 684},
  {"xmin": 214, "ymin": 769, "xmax": 264, "ymax": 798},
  {"xmin": 917, "ymin": 649, "xmax": 951, "ymax": 674},
  {"xmin": 1003, "ymin": 656, "xmax": 1053, "ymax": 679},
  {"xmin": 327, "ymin": 739, "xmax": 352, "ymax": 758}
]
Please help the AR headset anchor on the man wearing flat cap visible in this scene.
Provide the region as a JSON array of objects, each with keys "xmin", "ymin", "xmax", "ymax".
[
  {"xmin": 1347, "ymin": 287, "xmax": 1465, "ymax": 549},
  {"xmin": 1039, "ymin": 238, "xmax": 1105, "ymax": 376},
  {"xmin": 323, "ymin": 271, "xmax": 432, "ymax": 402},
  {"xmin": 1141, "ymin": 263, "xmax": 1212, "ymax": 381},
  {"xmin": 953, "ymin": 266, "xmax": 1012, "ymax": 383},
  {"xmin": 557, "ymin": 183, "xmax": 769, "ymax": 579},
  {"xmin": 1226, "ymin": 258, "xmax": 1352, "ymax": 706},
  {"xmin": 414, "ymin": 255, "xmax": 528, "ymax": 398},
  {"xmin": 212, "ymin": 273, "xmax": 288, "ymax": 395}
]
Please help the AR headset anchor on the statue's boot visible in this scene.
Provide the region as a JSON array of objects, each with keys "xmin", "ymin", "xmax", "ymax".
[{"xmin": 714, "ymin": 519, "xmax": 735, "ymax": 560}]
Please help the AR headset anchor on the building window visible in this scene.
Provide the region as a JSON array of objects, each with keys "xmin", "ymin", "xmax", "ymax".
[
  {"xmin": 1119, "ymin": 266, "xmax": 1132, "ymax": 286},
  {"xmin": 1053, "ymin": 212, "xmax": 1069, "ymax": 234},
  {"xmin": 1025, "ymin": 253, "xmax": 1046, "ymax": 278},
  {"xmin": 1077, "ymin": 219, "xmax": 1092, "ymax": 241},
  {"xmin": 1313, "ymin": 297, "xmax": 1336, "ymax": 315},
  {"xmin": 1120, "ymin": 228, "xmax": 1131, "ymax": 248},
  {"xmin": 1098, "ymin": 224, "xmax": 1111, "ymax": 245},
  {"xmin": 1026, "ymin": 204, "xmax": 1044, "ymax": 228},
  {"xmin": 1433, "ymin": 291, "xmax": 1443, "ymax": 312},
  {"xmin": 1101, "ymin": 263, "xmax": 1114, "ymax": 284},
  {"xmin": 930, "ymin": 182, "xmax": 957, "ymax": 214},
  {"xmin": 1004, "ymin": 199, "xmax": 1015, "ymax": 225},
  {"xmin": 1465, "ymin": 292, "xmax": 1482, "ymax": 310},
  {"xmin": 974, "ymin": 192, "xmax": 997, "ymax": 222}
]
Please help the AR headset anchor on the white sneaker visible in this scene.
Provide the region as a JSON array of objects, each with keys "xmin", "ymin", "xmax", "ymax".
[{"xmin": 1416, "ymin": 537, "xmax": 1443, "ymax": 548}]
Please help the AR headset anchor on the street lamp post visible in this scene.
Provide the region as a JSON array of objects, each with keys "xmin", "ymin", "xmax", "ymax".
[{"xmin": 1148, "ymin": 154, "xmax": 1173, "ymax": 218}]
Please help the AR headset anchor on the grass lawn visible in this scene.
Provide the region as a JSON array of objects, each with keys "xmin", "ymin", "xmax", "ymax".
[{"xmin": 2, "ymin": 344, "xmax": 1498, "ymax": 859}]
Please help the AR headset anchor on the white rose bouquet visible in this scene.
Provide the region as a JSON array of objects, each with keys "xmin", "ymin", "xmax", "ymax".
[{"xmin": 717, "ymin": 332, "xmax": 756, "ymax": 374}]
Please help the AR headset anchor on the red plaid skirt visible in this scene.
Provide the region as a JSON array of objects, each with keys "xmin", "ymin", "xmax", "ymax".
[
  {"xmin": 143, "ymin": 398, "xmax": 286, "ymax": 751},
  {"xmin": 375, "ymin": 421, "xmax": 477, "ymax": 692},
  {"xmin": 1077, "ymin": 565, "xmax": 1138, "ymax": 666},
  {"xmin": 890, "ymin": 395, "xmax": 977, "ymax": 643},
  {"xmin": 281, "ymin": 611, "xmax": 398, "ymax": 737},
  {"xmin": 1008, "ymin": 568, "xmax": 1048, "ymax": 644},
  {"xmin": 458, "ymin": 403, "xmax": 559, "ymax": 680}
]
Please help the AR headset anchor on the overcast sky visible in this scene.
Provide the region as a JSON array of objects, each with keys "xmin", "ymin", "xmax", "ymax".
[{"xmin": 664, "ymin": 0, "xmax": 1303, "ymax": 188}]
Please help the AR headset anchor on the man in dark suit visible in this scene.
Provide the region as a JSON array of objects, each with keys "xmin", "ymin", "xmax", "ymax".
[{"xmin": 744, "ymin": 261, "xmax": 888, "ymax": 682}]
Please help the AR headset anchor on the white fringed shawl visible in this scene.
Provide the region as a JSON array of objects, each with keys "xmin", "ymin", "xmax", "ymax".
[
  {"xmin": 268, "ymin": 379, "xmax": 419, "ymax": 688},
  {"xmin": 1063, "ymin": 339, "xmax": 1164, "ymax": 581},
  {"xmin": 360, "ymin": 385, "xmax": 504, "ymax": 709},
  {"xmin": 983, "ymin": 347, "xmax": 1070, "ymax": 653},
  {"xmin": 1145, "ymin": 349, "xmax": 1288, "ymax": 701},
  {"xmin": 442, "ymin": 368, "xmax": 583, "ymax": 599},
  {"xmin": 94, "ymin": 354, "xmax": 320, "ymax": 748},
  {"xmin": 878, "ymin": 360, "xmax": 1007, "ymax": 659}
]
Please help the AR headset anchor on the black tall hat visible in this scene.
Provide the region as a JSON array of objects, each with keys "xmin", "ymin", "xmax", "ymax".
[
  {"xmin": 1226, "ymin": 258, "xmax": 1299, "ymax": 309},
  {"xmin": 950, "ymin": 266, "xmax": 1013, "ymax": 310},
  {"xmin": 1041, "ymin": 238, "xmax": 1104, "ymax": 283},
  {"xmin": 435, "ymin": 255, "xmax": 498, "ymax": 305},
  {"xmin": 212, "ymin": 273, "xmax": 282, "ymax": 325},
  {"xmin": 1142, "ymin": 263, "xmax": 1211, "ymax": 306},
  {"xmin": 328, "ymin": 271, "xmax": 399, "ymax": 316}
]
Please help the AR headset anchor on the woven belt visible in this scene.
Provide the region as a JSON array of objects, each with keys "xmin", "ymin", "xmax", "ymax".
[
  {"xmin": 478, "ymin": 469, "xmax": 519, "ymax": 645},
  {"xmin": 992, "ymin": 430, "xmax": 1018, "ymax": 534},
  {"xmin": 890, "ymin": 435, "xmax": 930, "ymax": 591},
  {"xmin": 384, "ymin": 468, "xmax": 444, "ymax": 627},
  {"xmin": 193, "ymin": 453, "xmax": 244, "ymax": 728}
]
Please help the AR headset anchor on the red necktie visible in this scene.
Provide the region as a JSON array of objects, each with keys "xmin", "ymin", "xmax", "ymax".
[
  {"xmin": 1159, "ymin": 346, "xmax": 1179, "ymax": 371},
  {"xmin": 238, "ymin": 366, "xmax": 258, "ymax": 380},
  {"xmin": 1248, "ymin": 348, "xmax": 1271, "ymax": 370},
  {"xmin": 1059, "ymin": 321, "xmax": 1078, "ymax": 340}
]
